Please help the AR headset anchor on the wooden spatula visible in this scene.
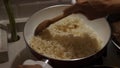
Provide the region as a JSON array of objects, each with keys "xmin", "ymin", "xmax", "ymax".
[{"xmin": 34, "ymin": 14, "xmax": 69, "ymax": 36}]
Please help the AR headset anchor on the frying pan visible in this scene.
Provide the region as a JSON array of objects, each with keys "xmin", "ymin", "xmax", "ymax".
[{"xmin": 24, "ymin": 5, "xmax": 111, "ymax": 67}]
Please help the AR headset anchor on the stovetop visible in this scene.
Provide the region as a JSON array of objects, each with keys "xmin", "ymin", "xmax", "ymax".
[{"xmin": 0, "ymin": 20, "xmax": 120, "ymax": 68}]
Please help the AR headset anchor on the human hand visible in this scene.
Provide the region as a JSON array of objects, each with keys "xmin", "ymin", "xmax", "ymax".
[{"xmin": 64, "ymin": 0, "xmax": 108, "ymax": 19}]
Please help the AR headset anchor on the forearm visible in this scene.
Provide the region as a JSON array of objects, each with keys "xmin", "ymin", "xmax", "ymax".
[
  {"xmin": 64, "ymin": 0, "xmax": 120, "ymax": 19},
  {"xmin": 86, "ymin": 0, "xmax": 120, "ymax": 14}
]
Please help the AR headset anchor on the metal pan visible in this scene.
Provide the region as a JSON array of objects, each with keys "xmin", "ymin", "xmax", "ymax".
[{"xmin": 23, "ymin": 5, "xmax": 111, "ymax": 67}]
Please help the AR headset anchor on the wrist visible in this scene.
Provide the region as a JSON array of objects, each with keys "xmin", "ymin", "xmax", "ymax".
[{"xmin": 88, "ymin": 0, "xmax": 111, "ymax": 14}]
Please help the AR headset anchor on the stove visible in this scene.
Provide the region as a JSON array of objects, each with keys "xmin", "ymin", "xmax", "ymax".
[{"xmin": 0, "ymin": 18, "xmax": 120, "ymax": 68}]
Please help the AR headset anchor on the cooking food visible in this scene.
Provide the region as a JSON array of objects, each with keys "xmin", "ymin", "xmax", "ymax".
[
  {"xmin": 111, "ymin": 21, "xmax": 120, "ymax": 46},
  {"xmin": 29, "ymin": 14, "xmax": 103, "ymax": 60}
]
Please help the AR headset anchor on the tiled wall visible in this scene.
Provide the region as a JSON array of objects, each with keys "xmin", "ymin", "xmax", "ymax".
[{"xmin": 0, "ymin": 0, "xmax": 71, "ymax": 20}]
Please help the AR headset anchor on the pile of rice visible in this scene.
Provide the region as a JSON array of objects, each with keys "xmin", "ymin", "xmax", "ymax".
[{"xmin": 29, "ymin": 14, "xmax": 103, "ymax": 60}]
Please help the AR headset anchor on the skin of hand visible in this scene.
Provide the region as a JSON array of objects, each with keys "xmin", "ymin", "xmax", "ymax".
[{"xmin": 64, "ymin": 0, "xmax": 120, "ymax": 20}]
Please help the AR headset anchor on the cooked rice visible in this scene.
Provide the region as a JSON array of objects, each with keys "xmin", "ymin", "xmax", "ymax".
[{"xmin": 29, "ymin": 14, "xmax": 103, "ymax": 60}]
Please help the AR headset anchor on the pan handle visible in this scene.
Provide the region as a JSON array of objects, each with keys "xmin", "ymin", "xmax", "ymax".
[{"xmin": 23, "ymin": 59, "xmax": 53, "ymax": 68}]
